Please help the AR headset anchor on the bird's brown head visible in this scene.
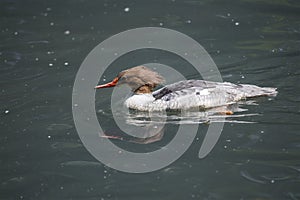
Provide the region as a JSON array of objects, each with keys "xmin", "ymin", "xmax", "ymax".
[{"xmin": 95, "ymin": 66, "xmax": 165, "ymax": 94}]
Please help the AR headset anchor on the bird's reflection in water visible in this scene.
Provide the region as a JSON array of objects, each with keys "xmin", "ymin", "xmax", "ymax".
[{"xmin": 101, "ymin": 101, "xmax": 258, "ymax": 144}]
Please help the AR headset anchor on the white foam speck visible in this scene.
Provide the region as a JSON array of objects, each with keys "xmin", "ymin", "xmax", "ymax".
[
  {"xmin": 64, "ymin": 30, "xmax": 70, "ymax": 35},
  {"xmin": 124, "ymin": 7, "xmax": 130, "ymax": 12}
]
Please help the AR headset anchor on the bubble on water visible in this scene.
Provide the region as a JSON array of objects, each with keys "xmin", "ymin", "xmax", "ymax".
[
  {"xmin": 50, "ymin": 22, "xmax": 54, "ymax": 26},
  {"xmin": 159, "ymin": 22, "xmax": 163, "ymax": 26},
  {"xmin": 235, "ymin": 22, "xmax": 240, "ymax": 26},
  {"xmin": 35, "ymin": 57, "xmax": 39, "ymax": 61},
  {"xmin": 14, "ymin": 31, "xmax": 18, "ymax": 35},
  {"xmin": 64, "ymin": 30, "xmax": 70, "ymax": 35},
  {"xmin": 47, "ymin": 135, "xmax": 51, "ymax": 139},
  {"xmin": 64, "ymin": 62, "xmax": 69, "ymax": 66},
  {"xmin": 4, "ymin": 110, "xmax": 9, "ymax": 114},
  {"xmin": 48, "ymin": 63, "xmax": 53, "ymax": 67},
  {"xmin": 124, "ymin": 7, "xmax": 130, "ymax": 12},
  {"xmin": 186, "ymin": 20, "xmax": 192, "ymax": 24}
]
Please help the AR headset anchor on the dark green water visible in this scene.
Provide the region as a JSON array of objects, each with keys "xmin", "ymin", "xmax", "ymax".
[{"xmin": 1, "ymin": 0, "xmax": 300, "ymax": 199}]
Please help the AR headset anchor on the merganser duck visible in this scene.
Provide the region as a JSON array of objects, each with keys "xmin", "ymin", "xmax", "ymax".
[{"xmin": 95, "ymin": 66, "xmax": 277, "ymax": 112}]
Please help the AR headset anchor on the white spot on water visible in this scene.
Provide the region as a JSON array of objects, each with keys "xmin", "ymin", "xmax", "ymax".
[
  {"xmin": 271, "ymin": 180, "xmax": 275, "ymax": 183},
  {"xmin": 14, "ymin": 31, "xmax": 18, "ymax": 35},
  {"xmin": 64, "ymin": 62, "xmax": 69, "ymax": 66},
  {"xmin": 50, "ymin": 22, "xmax": 54, "ymax": 26},
  {"xmin": 35, "ymin": 57, "xmax": 39, "ymax": 61},
  {"xmin": 235, "ymin": 22, "xmax": 240, "ymax": 26},
  {"xmin": 48, "ymin": 63, "xmax": 53, "ymax": 67},
  {"xmin": 64, "ymin": 30, "xmax": 70, "ymax": 35},
  {"xmin": 159, "ymin": 22, "xmax": 163, "ymax": 26},
  {"xmin": 47, "ymin": 135, "xmax": 51, "ymax": 139},
  {"xmin": 4, "ymin": 110, "xmax": 9, "ymax": 114},
  {"xmin": 186, "ymin": 19, "xmax": 192, "ymax": 24},
  {"xmin": 124, "ymin": 7, "xmax": 130, "ymax": 12}
]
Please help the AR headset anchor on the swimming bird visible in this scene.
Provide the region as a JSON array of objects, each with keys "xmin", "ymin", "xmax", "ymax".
[{"xmin": 95, "ymin": 66, "xmax": 277, "ymax": 112}]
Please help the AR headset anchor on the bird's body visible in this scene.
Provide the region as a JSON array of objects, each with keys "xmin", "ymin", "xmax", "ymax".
[{"xmin": 95, "ymin": 66, "xmax": 277, "ymax": 112}]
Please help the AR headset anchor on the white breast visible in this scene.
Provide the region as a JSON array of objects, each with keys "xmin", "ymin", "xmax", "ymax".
[{"xmin": 124, "ymin": 94, "xmax": 158, "ymax": 111}]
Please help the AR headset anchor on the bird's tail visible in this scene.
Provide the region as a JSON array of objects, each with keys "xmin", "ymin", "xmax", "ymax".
[{"xmin": 239, "ymin": 84, "xmax": 278, "ymax": 98}]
